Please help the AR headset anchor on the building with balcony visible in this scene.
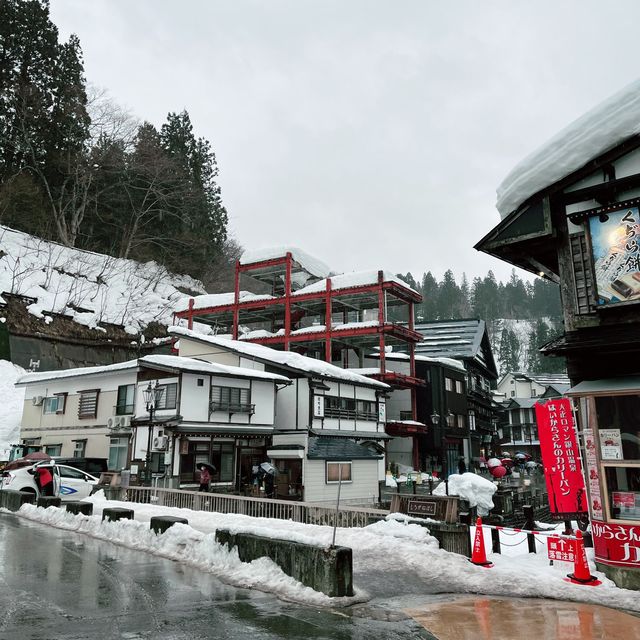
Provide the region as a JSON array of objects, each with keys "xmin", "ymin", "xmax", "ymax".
[
  {"xmin": 413, "ymin": 319, "xmax": 500, "ymax": 468},
  {"xmin": 170, "ymin": 327, "xmax": 389, "ymax": 504}
]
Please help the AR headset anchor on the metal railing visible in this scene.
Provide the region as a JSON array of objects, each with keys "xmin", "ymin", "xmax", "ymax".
[
  {"xmin": 121, "ymin": 486, "xmax": 388, "ymax": 528},
  {"xmin": 209, "ymin": 401, "xmax": 255, "ymax": 415}
]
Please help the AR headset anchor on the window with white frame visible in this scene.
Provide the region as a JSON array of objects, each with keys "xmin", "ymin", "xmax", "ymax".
[
  {"xmin": 43, "ymin": 394, "xmax": 66, "ymax": 415},
  {"xmin": 45, "ymin": 444, "xmax": 61, "ymax": 456},
  {"xmin": 445, "ymin": 377, "xmax": 454, "ymax": 392},
  {"xmin": 455, "ymin": 380, "xmax": 464, "ymax": 394},
  {"xmin": 326, "ymin": 461, "xmax": 352, "ymax": 483},
  {"xmin": 108, "ymin": 436, "xmax": 128, "ymax": 471},
  {"xmin": 73, "ymin": 440, "xmax": 86, "ymax": 458}
]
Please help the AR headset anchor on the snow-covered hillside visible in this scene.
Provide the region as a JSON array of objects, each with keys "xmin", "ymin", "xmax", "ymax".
[
  {"xmin": 0, "ymin": 360, "xmax": 25, "ymax": 460},
  {"xmin": 0, "ymin": 226, "xmax": 206, "ymax": 334},
  {"xmin": 488, "ymin": 317, "xmax": 561, "ymax": 375}
]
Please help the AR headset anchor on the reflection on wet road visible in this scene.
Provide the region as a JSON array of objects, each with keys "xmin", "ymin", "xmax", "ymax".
[{"xmin": 0, "ymin": 513, "xmax": 430, "ymax": 640}]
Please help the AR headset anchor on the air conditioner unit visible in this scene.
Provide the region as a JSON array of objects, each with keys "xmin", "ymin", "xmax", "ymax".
[
  {"xmin": 32, "ymin": 396, "xmax": 44, "ymax": 406},
  {"xmin": 119, "ymin": 416, "xmax": 132, "ymax": 428},
  {"xmin": 106, "ymin": 417, "xmax": 116, "ymax": 430},
  {"xmin": 153, "ymin": 436, "xmax": 168, "ymax": 451}
]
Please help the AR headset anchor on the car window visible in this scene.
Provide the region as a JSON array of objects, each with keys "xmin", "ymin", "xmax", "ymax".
[{"xmin": 57, "ymin": 466, "xmax": 86, "ymax": 479}]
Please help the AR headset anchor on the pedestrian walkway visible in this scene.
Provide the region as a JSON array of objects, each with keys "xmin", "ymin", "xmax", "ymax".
[{"xmin": 405, "ymin": 596, "xmax": 640, "ymax": 639}]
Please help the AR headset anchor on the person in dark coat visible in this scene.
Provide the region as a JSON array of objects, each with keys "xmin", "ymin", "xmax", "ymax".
[
  {"xmin": 457, "ymin": 457, "xmax": 467, "ymax": 475},
  {"xmin": 198, "ymin": 465, "xmax": 211, "ymax": 492}
]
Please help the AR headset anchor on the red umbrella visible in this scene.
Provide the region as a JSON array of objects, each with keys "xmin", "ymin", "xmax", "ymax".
[
  {"xmin": 24, "ymin": 452, "xmax": 51, "ymax": 461},
  {"xmin": 501, "ymin": 458, "xmax": 515, "ymax": 468},
  {"xmin": 4, "ymin": 452, "xmax": 51, "ymax": 471}
]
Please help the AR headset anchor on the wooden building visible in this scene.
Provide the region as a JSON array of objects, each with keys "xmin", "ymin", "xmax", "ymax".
[{"xmin": 476, "ymin": 80, "xmax": 640, "ymax": 589}]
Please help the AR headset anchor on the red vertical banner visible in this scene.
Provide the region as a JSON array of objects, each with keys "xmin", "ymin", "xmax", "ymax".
[{"xmin": 535, "ymin": 398, "xmax": 587, "ymax": 519}]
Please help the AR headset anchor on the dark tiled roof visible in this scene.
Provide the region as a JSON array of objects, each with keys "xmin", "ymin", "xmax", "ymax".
[
  {"xmin": 307, "ymin": 437, "xmax": 383, "ymax": 460},
  {"xmin": 414, "ymin": 318, "xmax": 498, "ymax": 378}
]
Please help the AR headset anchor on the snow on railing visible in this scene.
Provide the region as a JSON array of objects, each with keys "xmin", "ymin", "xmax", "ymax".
[{"xmin": 122, "ymin": 486, "xmax": 388, "ymax": 528}]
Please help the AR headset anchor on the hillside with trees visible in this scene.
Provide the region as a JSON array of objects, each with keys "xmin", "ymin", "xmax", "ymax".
[
  {"xmin": 398, "ymin": 269, "xmax": 566, "ymax": 375},
  {"xmin": 0, "ymin": 0, "xmax": 234, "ymax": 288}
]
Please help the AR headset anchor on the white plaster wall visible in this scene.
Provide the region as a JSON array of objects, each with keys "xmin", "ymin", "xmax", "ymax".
[
  {"xmin": 180, "ymin": 372, "xmax": 210, "ymax": 422},
  {"xmin": 303, "ymin": 459, "xmax": 379, "ymax": 504}
]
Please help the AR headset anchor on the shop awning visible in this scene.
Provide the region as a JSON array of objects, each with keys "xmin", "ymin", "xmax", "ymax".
[
  {"xmin": 566, "ymin": 377, "xmax": 640, "ymax": 397},
  {"xmin": 308, "ymin": 429, "xmax": 391, "ymax": 441},
  {"xmin": 172, "ymin": 424, "xmax": 273, "ymax": 437},
  {"xmin": 267, "ymin": 444, "xmax": 305, "ymax": 459}
]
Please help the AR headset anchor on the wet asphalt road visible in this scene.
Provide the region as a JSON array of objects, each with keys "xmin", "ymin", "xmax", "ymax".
[{"xmin": 0, "ymin": 513, "xmax": 432, "ymax": 640}]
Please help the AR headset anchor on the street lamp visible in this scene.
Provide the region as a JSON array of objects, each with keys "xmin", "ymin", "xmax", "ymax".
[
  {"xmin": 142, "ymin": 381, "xmax": 164, "ymax": 486},
  {"xmin": 430, "ymin": 412, "xmax": 448, "ymax": 495}
]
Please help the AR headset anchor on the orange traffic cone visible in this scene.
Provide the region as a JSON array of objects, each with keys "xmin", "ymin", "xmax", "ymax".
[
  {"xmin": 565, "ymin": 530, "xmax": 601, "ymax": 586},
  {"xmin": 470, "ymin": 517, "xmax": 493, "ymax": 567}
]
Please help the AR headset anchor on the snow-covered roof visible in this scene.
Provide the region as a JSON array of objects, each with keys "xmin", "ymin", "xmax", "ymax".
[
  {"xmin": 168, "ymin": 326, "xmax": 389, "ymax": 389},
  {"xmin": 292, "ymin": 270, "xmax": 419, "ymax": 297},
  {"xmin": 173, "ymin": 291, "xmax": 274, "ymax": 314},
  {"xmin": 16, "ymin": 359, "xmax": 139, "ymax": 385},
  {"xmin": 16, "ymin": 354, "xmax": 291, "ymax": 387},
  {"xmin": 240, "ymin": 247, "xmax": 331, "ymax": 279},
  {"xmin": 497, "ymin": 78, "xmax": 640, "ymax": 218},
  {"xmin": 0, "ymin": 225, "xmax": 205, "ymax": 333},
  {"xmin": 367, "ymin": 351, "xmax": 467, "ymax": 373},
  {"xmin": 138, "ymin": 354, "xmax": 290, "ymax": 383}
]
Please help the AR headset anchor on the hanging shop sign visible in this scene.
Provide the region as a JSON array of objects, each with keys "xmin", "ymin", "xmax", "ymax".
[
  {"xmin": 535, "ymin": 398, "xmax": 587, "ymax": 520},
  {"xmin": 591, "ymin": 520, "xmax": 640, "ymax": 568},
  {"xmin": 588, "ymin": 205, "xmax": 640, "ymax": 306}
]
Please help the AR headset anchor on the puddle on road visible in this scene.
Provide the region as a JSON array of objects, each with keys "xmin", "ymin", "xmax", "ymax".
[{"xmin": 405, "ymin": 597, "xmax": 640, "ymax": 640}]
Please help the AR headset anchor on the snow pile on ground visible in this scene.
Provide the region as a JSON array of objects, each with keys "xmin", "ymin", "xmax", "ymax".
[
  {"xmin": 0, "ymin": 225, "xmax": 205, "ymax": 333},
  {"xmin": 0, "ymin": 360, "xmax": 25, "ymax": 460},
  {"xmin": 12, "ymin": 494, "xmax": 640, "ymax": 613},
  {"xmin": 433, "ymin": 473, "xmax": 497, "ymax": 514},
  {"xmin": 497, "ymin": 77, "xmax": 640, "ymax": 218}
]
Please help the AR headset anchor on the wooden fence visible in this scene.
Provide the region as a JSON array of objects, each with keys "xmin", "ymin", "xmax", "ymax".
[{"xmin": 119, "ymin": 486, "xmax": 389, "ymax": 528}]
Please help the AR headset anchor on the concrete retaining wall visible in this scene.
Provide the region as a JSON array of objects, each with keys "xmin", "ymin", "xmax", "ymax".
[
  {"xmin": 215, "ymin": 529, "xmax": 353, "ymax": 597},
  {"xmin": 0, "ymin": 490, "xmax": 35, "ymax": 511}
]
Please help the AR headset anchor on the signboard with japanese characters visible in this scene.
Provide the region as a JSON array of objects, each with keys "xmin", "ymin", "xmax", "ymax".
[
  {"xmin": 583, "ymin": 428, "xmax": 603, "ymax": 520},
  {"xmin": 546, "ymin": 536, "xmax": 576, "ymax": 563},
  {"xmin": 535, "ymin": 398, "xmax": 587, "ymax": 520},
  {"xmin": 592, "ymin": 521, "xmax": 640, "ymax": 568},
  {"xmin": 599, "ymin": 428, "xmax": 623, "ymax": 460},
  {"xmin": 313, "ymin": 395, "xmax": 325, "ymax": 418},
  {"xmin": 589, "ymin": 205, "xmax": 640, "ymax": 306}
]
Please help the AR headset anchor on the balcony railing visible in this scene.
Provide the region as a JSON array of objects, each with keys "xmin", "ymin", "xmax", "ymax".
[
  {"xmin": 114, "ymin": 404, "xmax": 135, "ymax": 416},
  {"xmin": 210, "ymin": 401, "xmax": 255, "ymax": 415},
  {"xmin": 324, "ymin": 408, "xmax": 378, "ymax": 421}
]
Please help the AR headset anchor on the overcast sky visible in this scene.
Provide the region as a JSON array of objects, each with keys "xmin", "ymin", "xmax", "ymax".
[{"xmin": 50, "ymin": 1, "xmax": 640, "ymax": 283}]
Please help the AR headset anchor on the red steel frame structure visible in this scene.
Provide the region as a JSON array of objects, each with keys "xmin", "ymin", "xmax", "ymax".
[{"xmin": 175, "ymin": 251, "xmax": 425, "ymax": 467}]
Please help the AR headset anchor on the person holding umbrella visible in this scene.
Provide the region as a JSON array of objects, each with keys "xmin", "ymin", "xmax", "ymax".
[{"xmin": 198, "ymin": 463, "xmax": 216, "ymax": 492}]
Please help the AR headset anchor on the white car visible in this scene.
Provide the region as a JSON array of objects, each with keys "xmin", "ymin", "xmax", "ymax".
[{"xmin": 1, "ymin": 463, "xmax": 99, "ymax": 501}]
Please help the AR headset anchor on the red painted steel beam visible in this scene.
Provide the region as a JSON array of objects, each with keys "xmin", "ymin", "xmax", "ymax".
[
  {"xmin": 238, "ymin": 256, "xmax": 289, "ymax": 272},
  {"xmin": 325, "ymin": 278, "xmax": 332, "ymax": 362}
]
